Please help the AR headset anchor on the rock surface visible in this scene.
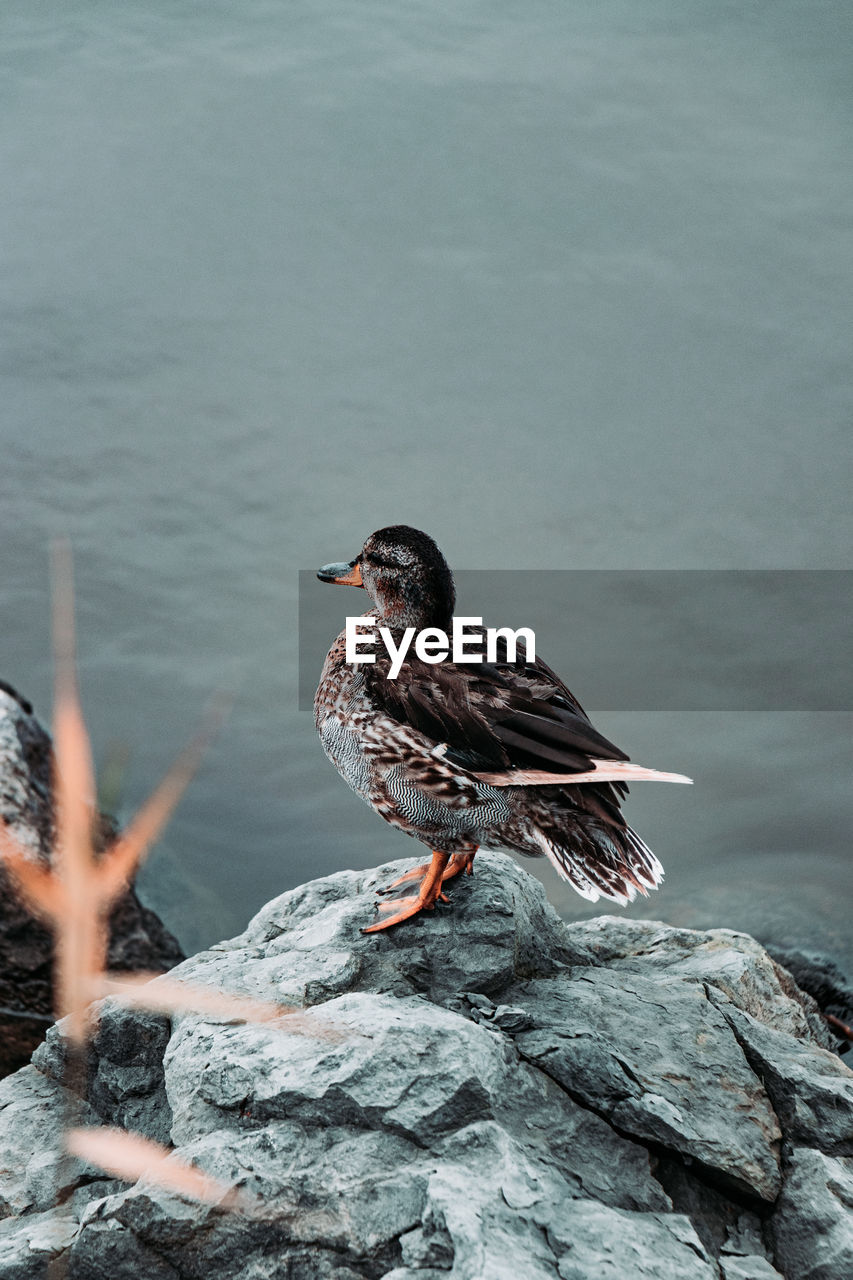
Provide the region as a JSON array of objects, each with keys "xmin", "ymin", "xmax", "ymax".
[
  {"xmin": 2, "ymin": 848, "xmax": 852, "ymax": 1279},
  {"xmin": 0, "ymin": 684, "xmax": 184, "ymax": 1077},
  {"xmin": 759, "ymin": 943, "xmax": 853, "ymax": 1057}
]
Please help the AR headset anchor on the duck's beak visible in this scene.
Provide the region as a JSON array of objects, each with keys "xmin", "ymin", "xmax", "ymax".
[{"xmin": 317, "ymin": 558, "xmax": 364, "ymax": 587}]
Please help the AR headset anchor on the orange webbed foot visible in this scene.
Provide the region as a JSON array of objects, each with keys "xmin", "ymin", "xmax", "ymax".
[
  {"xmin": 362, "ymin": 895, "xmax": 437, "ymax": 933},
  {"xmin": 376, "ymin": 849, "xmax": 478, "ymax": 897},
  {"xmin": 447, "ymin": 851, "xmax": 476, "ymax": 880},
  {"xmin": 363, "ymin": 850, "xmax": 450, "ymax": 933},
  {"xmin": 376, "ymin": 861, "xmax": 433, "ymax": 895},
  {"xmin": 364, "ymin": 849, "xmax": 478, "ymax": 934}
]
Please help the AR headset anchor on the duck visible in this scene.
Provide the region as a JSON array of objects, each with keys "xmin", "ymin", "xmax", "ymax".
[{"xmin": 315, "ymin": 525, "xmax": 691, "ymax": 933}]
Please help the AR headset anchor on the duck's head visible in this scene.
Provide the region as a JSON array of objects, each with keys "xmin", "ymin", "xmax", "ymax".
[{"xmin": 318, "ymin": 525, "xmax": 455, "ymax": 630}]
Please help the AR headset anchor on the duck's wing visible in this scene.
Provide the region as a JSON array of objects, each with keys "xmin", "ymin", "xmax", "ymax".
[{"xmin": 362, "ymin": 642, "xmax": 630, "ymax": 779}]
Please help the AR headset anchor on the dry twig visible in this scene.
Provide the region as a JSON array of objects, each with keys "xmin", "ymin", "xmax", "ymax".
[
  {"xmin": 0, "ymin": 541, "xmax": 341, "ymax": 1257},
  {"xmin": 66, "ymin": 1128, "xmax": 247, "ymax": 1210}
]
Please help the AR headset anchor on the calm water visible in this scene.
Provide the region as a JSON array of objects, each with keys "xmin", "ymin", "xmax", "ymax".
[{"xmin": 2, "ymin": 2, "xmax": 851, "ymax": 965}]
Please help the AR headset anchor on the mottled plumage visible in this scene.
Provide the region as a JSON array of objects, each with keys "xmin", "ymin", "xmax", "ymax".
[{"xmin": 315, "ymin": 525, "xmax": 690, "ymax": 931}]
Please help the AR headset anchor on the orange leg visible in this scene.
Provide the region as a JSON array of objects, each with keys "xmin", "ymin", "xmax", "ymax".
[
  {"xmin": 362, "ymin": 851, "xmax": 452, "ymax": 933},
  {"xmin": 376, "ymin": 849, "xmax": 478, "ymax": 896},
  {"xmin": 451, "ymin": 851, "xmax": 477, "ymax": 879}
]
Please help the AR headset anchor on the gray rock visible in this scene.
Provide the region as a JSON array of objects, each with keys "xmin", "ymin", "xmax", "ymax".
[
  {"xmin": 771, "ymin": 1148, "xmax": 853, "ymax": 1280},
  {"xmin": 163, "ymin": 988, "xmax": 670, "ymax": 1221},
  {"xmin": 0, "ymin": 1207, "xmax": 78, "ymax": 1280},
  {"xmin": 543, "ymin": 1201, "xmax": 718, "ymax": 1280},
  {"xmin": 559, "ymin": 917, "xmax": 836, "ymax": 1049},
  {"xmin": 164, "ymin": 990, "xmax": 528, "ymax": 1146},
  {"xmin": 713, "ymin": 998, "xmax": 853, "ymax": 1155},
  {"xmin": 652, "ymin": 1155, "xmax": 770, "ymax": 1260},
  {"xmin": 0, "ymin": 850, "xmax": 850, "ymax": 1278},
  {"xmin": 761, "ymin": 944, "xmax": 853, "ymax": 1029},
  {"xmin": 33, "ymin": 1005, "xmax": 173, "ymax": 1145},
  {"xmin": 0, "ymin": 686, "xmax": 184, "ymax": 1079},
  {"xmin": 509, "ymin": 969, "xmax": 782, "ymax": 1200},
  {"xmin": 462, "ymin": 993, "xmax": 494, "ymax": 1011},
  {"xmin": 0, "ymin": 1067, "xmax": 98, "ymax": 1221},
  {"xmin": 490, "ymin": 1004, "xmax": 533, "ymax": 1032},
  {"xmin": 719, "ymin": 1256, "xmax": 785, "ymax": 1280},
  {"xmin": 172, "ymin": 849, "xmax": 574, "ymax": 1011}
]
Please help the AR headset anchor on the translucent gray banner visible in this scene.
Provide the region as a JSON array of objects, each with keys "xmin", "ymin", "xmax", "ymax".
[{"xmin": 298, "ymin": 570, "xmax": 851, "ymax": 712}]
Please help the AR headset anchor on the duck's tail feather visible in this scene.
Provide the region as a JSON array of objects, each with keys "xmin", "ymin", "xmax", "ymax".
[
  {"xmin": 532, "ymin": 821, "xmax": 664, "ymax": 906},
  {"xmin": 477, "ymin": 759, "xmax": 692, "ymax": 786}
]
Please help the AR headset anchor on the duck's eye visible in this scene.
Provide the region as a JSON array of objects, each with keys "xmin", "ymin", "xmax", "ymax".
[{"xmin": 365, "ymin": 553, "xmax": 396, "ymax": 570}]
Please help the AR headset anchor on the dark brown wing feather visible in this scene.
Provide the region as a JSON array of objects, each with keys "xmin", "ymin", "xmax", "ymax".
[{"xmin": 362, "ymin": 632, "xmax": 628, "ymax": 781}]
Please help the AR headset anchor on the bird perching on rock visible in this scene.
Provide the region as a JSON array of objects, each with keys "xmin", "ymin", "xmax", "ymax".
[{"xmin": 315, "ymin": 525, "xmax": 691, "ymax": 933}]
